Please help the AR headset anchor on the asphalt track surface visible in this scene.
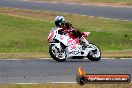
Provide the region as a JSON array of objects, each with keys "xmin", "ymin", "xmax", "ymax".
[
  {"xmin": 0, "ymin": 58, "xmax": 132, "ymax": 83},
  {"xmin": 0, "ymin": 0, "xmax": 132, "ymax": 21}
]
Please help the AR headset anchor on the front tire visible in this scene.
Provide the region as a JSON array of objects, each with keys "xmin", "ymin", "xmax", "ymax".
[
  {"xmin": 49, "ymin": 44, "xmax": 66, "ymax": 62},
  {"xmin": 87, "ymin": 44, "xmax": 101, "ymax": 61}
]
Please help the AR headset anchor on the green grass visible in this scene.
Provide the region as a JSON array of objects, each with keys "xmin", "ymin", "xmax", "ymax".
[
  {"xmin": 0, "ymin": 14, "xmax": 53, "ymax": 53},
  {"xmin": 0, "ymin": 8, "xmax": 132, "ymax": 55}
]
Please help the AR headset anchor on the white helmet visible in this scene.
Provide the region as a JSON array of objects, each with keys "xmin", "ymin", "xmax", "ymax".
[{"xmin": 55, "ymin": 16, "xmax": 65, "ymax": 27}]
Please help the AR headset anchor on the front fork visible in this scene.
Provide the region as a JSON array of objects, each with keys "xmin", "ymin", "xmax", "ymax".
[
  {"xmin": 50, "ymin": 43, "xmax": 61, "ymax": 50},
  {"xmin": 51, "ymin": 43, "xmax": 65, "ymax": 56}
]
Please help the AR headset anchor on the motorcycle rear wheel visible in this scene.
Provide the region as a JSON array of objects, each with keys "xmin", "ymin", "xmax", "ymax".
[
  {"xmin": 87, "ymin": 44, "xmax": 101, "ymax": 61},
  {"xmin": 49, "ymin": 44, "xmax": 66, "ymax": 62}
]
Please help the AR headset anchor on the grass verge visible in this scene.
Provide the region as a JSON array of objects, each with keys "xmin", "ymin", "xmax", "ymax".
[
  {"xmin": 0, "ymin": 7, "xmax": 131, "ymax": 59},
  {"xmin": 0, "ymin": 53, "xmax": 49, "ymax": 59},
  {"xmin": 0, "ymin": 83, "xmax": 132, "ymax": 88}
]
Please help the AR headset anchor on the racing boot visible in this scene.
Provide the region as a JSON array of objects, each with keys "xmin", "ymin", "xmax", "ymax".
[{"xmin": 80, "ymin": 37, "xmax": 90, "ymax": 49}]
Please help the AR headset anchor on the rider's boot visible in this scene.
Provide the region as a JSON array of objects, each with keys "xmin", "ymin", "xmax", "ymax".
[{"xmin": 80, "ymin": 37, "xmax": 90, "ymax": 49}]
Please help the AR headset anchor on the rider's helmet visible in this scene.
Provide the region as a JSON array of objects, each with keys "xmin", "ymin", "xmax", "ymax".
[{"xmin": 55, "ymin": 16, "xmax": 65, "ymax": 27}]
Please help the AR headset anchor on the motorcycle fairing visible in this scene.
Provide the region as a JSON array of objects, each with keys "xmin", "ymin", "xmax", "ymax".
[
  {"xmin": 55, "ymin": 34, "xmax": 69, "ymax": 46},
  {"xmin": 65, "ymin": 44, "xmax": 93, "ymax": 58}
]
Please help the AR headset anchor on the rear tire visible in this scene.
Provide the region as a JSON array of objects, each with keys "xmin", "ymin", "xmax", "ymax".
[
  {"xmin": 87, "ymin": 54, "xmax": 101, "ymax": 61},
  {"xmin": 49, "ymin": 44, "xmax": 66, "ymax": 62},
  {"xmin": 87, "ymin": 44, "xmax": 101, "ymax": 61}
]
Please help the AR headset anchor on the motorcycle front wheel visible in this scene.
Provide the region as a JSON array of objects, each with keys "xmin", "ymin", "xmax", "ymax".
[
  {"xmin": 49, "ymin": 44, "xmax": 66, "ymax": 62},
  {"xmin": 87, "ymin": 44, "xmax": 101, "ymax": 61}
]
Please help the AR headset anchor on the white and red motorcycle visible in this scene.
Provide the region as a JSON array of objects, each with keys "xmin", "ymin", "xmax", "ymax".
[{"xmin": 48, "ymin": 28, "xmax": 101, "ymax": 62}]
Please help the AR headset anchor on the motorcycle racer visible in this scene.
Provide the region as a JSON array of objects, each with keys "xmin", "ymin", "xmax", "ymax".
[
  {"xmin": 53, "ymin": 16, "xmax": 89, "ymax": 47},
  {"xmin": 48, "ymin": 16, "xmax": 101, "ymax": 62}
]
